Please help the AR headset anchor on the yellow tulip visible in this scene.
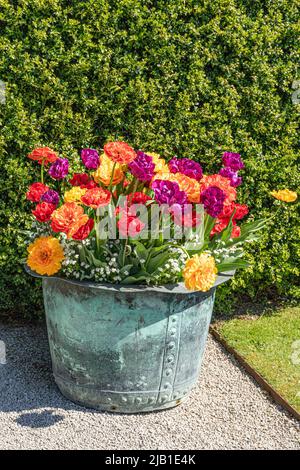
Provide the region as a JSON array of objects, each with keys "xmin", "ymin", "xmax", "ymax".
[
  {"xmin": 270, "ymin": 189, "xmax": 297, "ymax": 203},
  {"xmin": 183, "ymin": 253, "xmax": 217, "ymax": 292}
]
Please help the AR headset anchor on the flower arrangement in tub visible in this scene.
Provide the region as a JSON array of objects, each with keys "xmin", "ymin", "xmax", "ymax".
[{"xmin": 25, "ymin": 143, "xmax": 297, "ymax": 292}]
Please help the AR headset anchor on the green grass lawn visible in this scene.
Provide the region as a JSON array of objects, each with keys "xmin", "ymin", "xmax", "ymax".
[{"xmin": 215, "ymin": 306, "xmax": 300, "ymax": 413}]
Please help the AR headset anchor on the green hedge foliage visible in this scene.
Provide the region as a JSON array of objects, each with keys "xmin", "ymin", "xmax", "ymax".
[{"xmin": 0, "ymin": 0, "xmax": 299, "ymax": 316}]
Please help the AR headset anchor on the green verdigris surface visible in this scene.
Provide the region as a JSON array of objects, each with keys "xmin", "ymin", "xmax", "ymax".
[{"xmin": 42, "ymin": 275, "xmax": 231, "ymax": 412}]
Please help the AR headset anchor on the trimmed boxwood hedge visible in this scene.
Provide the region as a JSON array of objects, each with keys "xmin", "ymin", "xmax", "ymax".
[{"xmin": 0, "ymin": 0, "xmax": 299, "ymax": 317}]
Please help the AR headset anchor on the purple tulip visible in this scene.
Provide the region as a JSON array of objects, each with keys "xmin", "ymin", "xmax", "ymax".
[
  {"xmin": 48, "ymin": 158, "xmax": 69, "ymax": 180},
  {"xmin": 41, "ymin": 189, "xmax": 60, "ymax": 206},
  {"xmin": 222, "ymin": 152, "xmax": 244, "ymax": 171},
  {"xmin": 219, "ymin": 167, "xmax": 242, "ymax": 187},
  {"xmin": 169, "ymin": 157, "xmax": 203, "ymax": 181},
  {"xmin": 81, "ymin": 148, "xmax": 100, "ymax": 170},
  {"xmin": 200, "ymin": 186, "xmax": 226, "ymax": 218},
  {"xmin": 151, "ymin": 179, "xmax": 187, "ymax": 206},
  {"xmin": 128, "ymin": 151, "xmax": 155, "ymax": 182}
]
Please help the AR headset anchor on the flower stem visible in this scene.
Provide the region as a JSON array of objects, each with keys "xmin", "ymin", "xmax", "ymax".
[
  {"xmin": 41, "ymin": 160, "xmax": 44, "ymax": 184},
  {"xmin": 158, "ymin": 210, "xmax": 163, "ymax": 243},
  {"xmin": 95, "ymin": 212, "xmax": 101, "ymax": 254},
  {"xmin": 108, "ymin": 162, "xmax": 117, "ymax": 193},
  {"xmin": 122, "ymin": 238, "xmax": 127, "ymax": 267},
  {"xmin": 128, "ymin": 179, "xmax": 139, "ymax": 205},
  {"xmin": 180, "ymin": 245, "xmax": 191, "ymax": 260}
]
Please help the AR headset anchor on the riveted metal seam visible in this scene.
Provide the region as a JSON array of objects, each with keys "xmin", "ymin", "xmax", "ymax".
[
  {"xmin": 156, "ymin": 306, "xmax": 170, "ymax": 405},
  {"xmin": 171, "ymin": 298, "xmax": 182, "ymax": 393}
]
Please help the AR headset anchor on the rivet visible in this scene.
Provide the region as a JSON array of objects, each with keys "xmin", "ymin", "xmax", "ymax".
[
  {"xmin": 121, "ymin": 397, "xmax": 127, "ymax": 403},
  {"xmin": 167, "ymin": 355, "xmax": 174, "ymax": 363},
  {"xmin": 164, "ymin": 383, "xmax": 171, "ymax": 389},
  {"xmin": 165, "ymin": 368, "xmax": 172, "ymax": 376},
  {"xmin": 168, "ymin": 341, "xmax": 176, "ymax": 349},
  {"xmin": 172, "ymin": 317, "xmax": 176, "ymax": 323},
  {"xmin": 136, "ymin": 397, "xmax": 142, "ymax": 404},
  {"xmin": 170, "ymin": 329, "xmax": 176, "ymax": 336},
  {"xmin": 148, "ymin": 396, "xmax": 155, "ymax": 404},
  {"xmin": 107, "ymin": 398, "xmax": 112, "ymax": 403},
  {"xmin": 161, "ymin": 394, "xmax": 168, "ymax": 402}
]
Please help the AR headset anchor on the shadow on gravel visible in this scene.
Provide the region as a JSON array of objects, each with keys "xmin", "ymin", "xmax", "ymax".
[
  {"xmin": 0, "ymin": 322, "xmax": 168, "ymax": 422},
  {"xmin": 16, "ymin": 410, "xmax": 64, "ymax": 428},
  {"xmin": 0, "ymin": 322, "xmax": 94, "ymax": 421}
]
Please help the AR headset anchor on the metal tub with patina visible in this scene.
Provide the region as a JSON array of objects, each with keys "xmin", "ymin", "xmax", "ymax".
[{"xmin": 27, "ymin": 267, "xmax": 233, "ymax": 413}]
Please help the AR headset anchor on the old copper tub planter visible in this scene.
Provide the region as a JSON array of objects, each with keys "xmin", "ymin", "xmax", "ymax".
[{"xmin": 26, "ymin": 266, "xmax": 233, "ymax": 413}]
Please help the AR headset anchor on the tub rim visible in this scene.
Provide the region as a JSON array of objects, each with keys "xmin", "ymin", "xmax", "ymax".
[{"xmin": 25, "ymin": 264, "xmax": 234, "ymax": 295}]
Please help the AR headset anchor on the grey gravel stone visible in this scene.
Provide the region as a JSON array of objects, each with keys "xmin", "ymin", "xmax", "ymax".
[{"xmin": 0, "ymin": 322, "xmax": 299, "ymax": 450}]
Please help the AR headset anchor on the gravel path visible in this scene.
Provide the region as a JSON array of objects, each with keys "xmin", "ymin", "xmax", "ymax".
[{"xmin": 0, "ymin": 322, "xmax": 299, "ymax": 450}]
